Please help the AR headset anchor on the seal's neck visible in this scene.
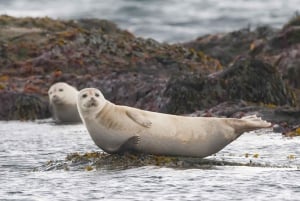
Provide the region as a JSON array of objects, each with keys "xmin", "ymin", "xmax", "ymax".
[{"xmin": 95, "ymin": 101, "xmax": 114, "ymax": 119}]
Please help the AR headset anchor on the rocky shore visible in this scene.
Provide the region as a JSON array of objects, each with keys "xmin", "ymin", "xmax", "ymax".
[{"xmin": 0, "ymin": 15, "xmax": 300, "ymax": 136}]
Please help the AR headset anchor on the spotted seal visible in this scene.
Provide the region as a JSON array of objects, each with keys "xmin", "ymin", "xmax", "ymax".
[
  {"xmin": 77, "ymin": 88, "xmax": 271, "ymax": 157},
  {"xmin": 48, "ymin": 82, "xmax": 81, "ymax": 123}
]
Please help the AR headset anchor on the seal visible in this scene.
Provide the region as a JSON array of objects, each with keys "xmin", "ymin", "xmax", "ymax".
[
  {"xmin": 77, "ymin": 88, "xmax": 272, "ymax": 157},
  {"xmin": 48, "ymin": 82, "xmax": 82, "ymax": 123}
]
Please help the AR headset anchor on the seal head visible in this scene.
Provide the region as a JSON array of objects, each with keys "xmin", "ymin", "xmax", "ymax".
[
  {"xmin": 77, "ymin": 88, "xmax": 106, "ymax": 119},
  {"xmin": 48, "ymin": 82, "xmax": 81, "ymax": 123}
]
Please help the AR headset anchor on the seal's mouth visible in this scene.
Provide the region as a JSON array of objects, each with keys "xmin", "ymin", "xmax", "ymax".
[
  {"xmin": 85, "ymin": 99, "xmax": 98, "ymax": 108},
  {"xmin": 51, "ymin": 97, "xmax": 62, "ymax": 104}
]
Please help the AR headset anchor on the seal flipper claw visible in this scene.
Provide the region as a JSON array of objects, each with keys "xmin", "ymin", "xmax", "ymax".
[
  {"xmin": 126, "ymin": 110, "xmax": 152, "ymax": 128},
  {"xmin": 104, "ymin": 136, "xmax": 140, "ymax": 154}
]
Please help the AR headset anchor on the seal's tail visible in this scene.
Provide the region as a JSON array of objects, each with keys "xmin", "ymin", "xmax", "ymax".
[
  {"xmin": 241, "ymin": 115, "xmax": 271, "ymax": 128},
  {"xmin": 228, "ymin": 115, "xmax": 272, "ymax": 134}
]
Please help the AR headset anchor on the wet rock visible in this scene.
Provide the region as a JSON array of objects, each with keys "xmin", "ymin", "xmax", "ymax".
[
  {"xmin": 284, "ymin": 127, "xmax": 300, "ymax": 137},
  {"xmin": 35, "ymin": 151, "xmax": 265, "ymax": 171},
  {"xmin": 272, "ymin": 124, "xmax": 286, "ymax": 133},
  {"xmin": 0, "ymin": 91, "xmax": 50, "ymax": 120}
]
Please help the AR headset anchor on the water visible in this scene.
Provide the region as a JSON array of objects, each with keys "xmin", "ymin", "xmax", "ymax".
[
  {"xmin": 0, "ymin": 0, "xmax": 299, "ymax": 42},
  {"xmin": 0, "ymin": 120, "xmax": 299, "ymax": 201}
]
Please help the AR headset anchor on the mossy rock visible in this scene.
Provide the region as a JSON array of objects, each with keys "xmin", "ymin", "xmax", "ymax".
[
  {"xmin": 163, "ymin": 74, "xmax": 223, "ymax": 114},
  {"xmin": 36, "ymin": 151, "xmax": 259, "ymax": 171},
  {"xmin": 163, "ymin": 57, "xmax": 295, "ymax": 114},
  {"xmin": 221, "ymin": 57, "xmax": 295, "ymax": 106},
  {"xmin": 35, "ymin": 151, "xmax": 287, "ymax": 171},
  {"xmin": 0, "ymin": 91, "xmax": 50, "ymax": 120},
  {"xmin": 270, "ymin": 26, "xmax": 300, "ymax": 48}
]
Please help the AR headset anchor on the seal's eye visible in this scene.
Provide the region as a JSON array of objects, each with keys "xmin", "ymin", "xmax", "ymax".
[
  {"xmin": 82, "ymin": 94, "xmax": 88, "ymax": 98},
  {"xmin": 95, "ymin": 93, "xmax": 99, "ymax": 97},
  {"xmin": 59, "ymin": 88, "xmax": 63, "ymax": 92}
]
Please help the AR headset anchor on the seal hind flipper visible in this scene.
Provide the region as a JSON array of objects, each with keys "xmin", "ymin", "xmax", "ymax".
[
  {"xmin": 104, "ymin": 136, "xmax": 140, "ymax": 154},
  {"xmin": 125, "ymin": 110, "xmax": 152, "ymax": 128}
]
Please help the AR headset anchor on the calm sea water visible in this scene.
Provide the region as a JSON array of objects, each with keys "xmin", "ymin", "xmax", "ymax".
[
  {"xmin": 0, "ymin": 120, "xmax": 299, "ymax": 201},
  {"xmin": 0, "ymin": 0, "xmax": 299, "ymax": 42}
]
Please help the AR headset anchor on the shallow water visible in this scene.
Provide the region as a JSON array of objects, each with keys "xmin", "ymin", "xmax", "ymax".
[
  {"xmin": 0, "ymin": 0, "xmax": 299, "ymax": 42},
  {"xmin": 0, "ymin": 120, "xmax": 299, "ymax": 201}
]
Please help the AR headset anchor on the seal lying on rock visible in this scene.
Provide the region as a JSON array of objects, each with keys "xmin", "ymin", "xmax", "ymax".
[
  {"xmin": 48, "ymin": 82, "xmax": 82, "ymax": 123},
  {"xmin": 77, "ymin": 88, "xmax": 271, "ymax": 158}
]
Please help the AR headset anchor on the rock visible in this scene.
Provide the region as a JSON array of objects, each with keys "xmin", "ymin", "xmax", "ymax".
[
  {"xmin": 273, "ymin": 124, "xmax": 285, "ymax": 133},
  {"xmin": 34, "ymin": 151, "xmax": 266, "ymax": 171},
  {"xmin": 0, "ymin": 15, "xmax": 299, "ymax": 131},
  {"xmin": 270, "ymin": 26, "xmax": 300, "ymax": 49},
  {"xmin": 183, "ymin": 26, "xmax": 277, "ymax": 66},
  {"xmin": 0, "ymin": 91, "xmax": 50, "ymax": 120},
  {"xmin": 184, "ymin": 14, "xmax": 300, "ymax": 111},
  {"xmin": 0, "ymin": 15, "xmax": 221, "ymax": 119},
  {"xmin": 164, "ymin": 56, "xmax": 295, "ymax": 114},
  {"xmin": 218, "ymin": 57, "xmax": 295, "ymax": 105},
  {"xmin": 183, "ymin": 23, "xmax": 299, "ymax": 76}
]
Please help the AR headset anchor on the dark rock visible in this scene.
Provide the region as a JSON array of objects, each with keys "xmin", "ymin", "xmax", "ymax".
[
  {"xmin": 183, "ymin": 26, "xmax": 276, "ymax": 66},
  {"xmin": 0, "ymin": 91, "xmax": 50, "ymax": 120},
  {"xmin": 164, "ymin": 57, "xmax": 295, "ymax": 114},
  {"xmin": 270, "ymin": 26, "xmax": 300, "ymax": 49},
  {"xmin": 35, "ymin": 151, "xmax": 267, "ymax": 171},
  {"xmin": 218, "ymin": 57, "xmax": 295, "ymax": 105},
  {"xmin": 272, "ymin": 124, "xmax": 285, "ymax": 133},
  {"xmin": 184, "ymin": 15, "xmax": 300, "ymax": 110}
]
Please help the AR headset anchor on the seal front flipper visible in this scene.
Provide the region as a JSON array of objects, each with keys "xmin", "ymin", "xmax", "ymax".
[
  {"xmin": 125, "ymin": 110, "xmax": 152, "ymax": 128},
  {"xmin": 104, "ymin": 136, "xmax": 140, "ymax": 154}
]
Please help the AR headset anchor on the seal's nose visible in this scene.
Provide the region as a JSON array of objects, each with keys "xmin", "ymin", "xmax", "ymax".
[
  {"xmin": 52, "ymin": 95, "xmax": 60, "ymax": 102},
  {"xmin": 52, "ymin": 95, "xmax": 58, "ymax": 100}
]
